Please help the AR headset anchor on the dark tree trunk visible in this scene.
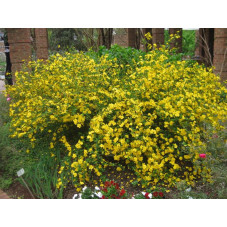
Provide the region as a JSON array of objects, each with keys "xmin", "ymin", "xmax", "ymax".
[{"xmin": 99, "ymin": 28, "xmax": 113, "ymax": 49}]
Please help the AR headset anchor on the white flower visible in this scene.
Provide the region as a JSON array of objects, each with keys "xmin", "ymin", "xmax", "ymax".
[
  {"xmin": 94, "ymin": 192, "xmax": 103, "ymax": 198},
  {"xmin": 95, "ymin": 186, "xmax": 100, "ymax": 191},
  {"xmin": 185, "ymin": 187, "xmax": 192, "ymax": 193},
  {"xmin": 141, "ymin": 192, "xmax": 146, "ymax": 196},
  {"xmin": 72, "ymin": 194, "xmax": 78, "ymax": 199},
  {"xmin": 82, "ymin": 186, "xmax": 87, "ymax": 192},
  {"xmin": 188, "ymin": 196, "xmax": 193, "ymax": 199},
  {"xmin": 148, "ymin": 193, "xmax": 152, "ymax": 199}
]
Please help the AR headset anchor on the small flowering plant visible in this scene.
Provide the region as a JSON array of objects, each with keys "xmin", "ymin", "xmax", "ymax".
[
  {"xmin": 152, "ymin": 191, "xmax": 165, "ymax": 199},
  {"xmin": 133, "ymin": 191, "xmax": 165, "ymax": 199},
  {"xmin": 73, "ymin": 181, "xmax": 167, "ymax": 199},
  {"xmin": 101, "ymin": 180, "xmax": 128, "ymax": 199},
  {"xmin": 133, "ymin": 192, "xmax": 152, "ymax": 199}
]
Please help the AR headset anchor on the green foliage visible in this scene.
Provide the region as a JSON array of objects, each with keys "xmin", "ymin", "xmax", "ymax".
[
  {"xmin": 80, "ymin": 187, "xmax": 99, "ymax": 199},
  {"xmin": 182, "ymin": 30, "xmax": 196, "ymax": 56},
  {"xmin": 48, "ymin": 28, "xmax": 87, "ymax": 53},
  {"xmin": 0, "ymin": 93, "xmax": 27, "ymax": 190},
  {"xmin": 22, "ymin": 151, "xmax": 63, "ymax": 199},
  {"xmin": 97, "ymin": 44, "xmax": 145, "ymax": 64},
  {"xmin": 87, "ymin": 44, "xmax": 145, "ymax": 77},
  {"xmin": 0, "ymin": 177, "xmax": 12, "ymax": 190},
  {"xmin": 134, "ymin": 193, "xmax": 146, "ymax": 199}
]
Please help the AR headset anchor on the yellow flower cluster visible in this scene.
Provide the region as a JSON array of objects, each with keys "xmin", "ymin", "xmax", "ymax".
[{"xmin": 5, "ymin": 43, "xmax": 227, "ymax": 190}]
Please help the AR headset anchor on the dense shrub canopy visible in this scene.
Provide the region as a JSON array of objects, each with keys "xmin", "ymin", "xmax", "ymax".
[{"xmin": 5, "ymin": 43, "xmax": 227, "ymax": 191}]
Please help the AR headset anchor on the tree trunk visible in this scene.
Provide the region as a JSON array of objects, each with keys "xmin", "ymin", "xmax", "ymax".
[{"xmin": 99, "ymin": 28, "xmax": 113, "ymax": 49}]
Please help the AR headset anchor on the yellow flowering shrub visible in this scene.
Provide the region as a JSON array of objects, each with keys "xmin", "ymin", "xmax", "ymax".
[{"xmin": 5, "ymin": 43, "xmax": 227, "ymax": 191}]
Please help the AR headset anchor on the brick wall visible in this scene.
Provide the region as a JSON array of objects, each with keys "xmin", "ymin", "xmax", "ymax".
[
  {"xmin": 152, "ymin": 28, "xmax": 164, "ymax": 48},
  {"xmin": 35, "ymin": 28, "xmax": 49, "ymax": 60},
  {"xmin": 213, "ymin": 28, "xmax": 227, "ymax": 82},
  {"xmin": 7, "ymin": 28, "xmax": 32, "ymax": 83},
  {"xmin": 127, "ymin": 28, "xmax": 137, "ymax": 48}
]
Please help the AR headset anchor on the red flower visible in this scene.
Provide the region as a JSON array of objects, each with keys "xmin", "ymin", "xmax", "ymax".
[
  {"xmin": 120, "ymin": 189, "xmax": 126, "ymax": 196},
  {"xmin": 145, "ymin": 192, "xmax": 150, "ymax": 199},
  {"xmin": 115, "ymin": 183, "xmax": 119, "ymax": 190},
  {"xmin": 153, "ymin": 191, "xmax": 158, "ymax": 197},
  {"xmin": 110, "ymin": 180, "xmax": 114, "ymax": 185},
  {"xmin": 159, "ymin": 192, "xmax": 164, "ymax": 197},
  {"xmin": 102, "ymin": 195, "xmax": 106, "ymax": 199},
  {"xmin": 199, "ymin": 153, "xmax": 206, "ymax": 158},
  {"xmin": 102, "ymin": 188, "xmax": 107, "ymax": 193},
  {"xmin": 105, "ymin": 181, "xmax": 110, "ymax": 187}
]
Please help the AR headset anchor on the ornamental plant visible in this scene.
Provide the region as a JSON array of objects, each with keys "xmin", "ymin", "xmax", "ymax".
[
  {"xmin": 5, "ymin": 34, "xmax": 227, "ymax": 193},
  {"xmin": 100, "ymin": 180, "xmax": 128, "ymax": 199}
]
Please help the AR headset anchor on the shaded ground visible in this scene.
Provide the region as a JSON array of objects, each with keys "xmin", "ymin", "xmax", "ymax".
[{"xmin": 5, "ymin": 180, "xmax": 33, "ymax": 199}]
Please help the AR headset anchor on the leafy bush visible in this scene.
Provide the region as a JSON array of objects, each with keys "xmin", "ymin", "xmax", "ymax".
[
  {"xmin": 5, "ymin": 40, "xmax": 227, "ymax": 193},
  {"xmin": 87, "ymin": 44, "xmax": 146, "ymax": 77}
]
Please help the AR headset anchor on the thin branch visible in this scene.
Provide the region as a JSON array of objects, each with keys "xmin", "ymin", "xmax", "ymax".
[
  {"xmin": 81, "ymin": 29, "xmax": 99, "ymax": 51},
  {"xmin": 198, "ymin": 29, "xmax": 213, "ymax": 67}
]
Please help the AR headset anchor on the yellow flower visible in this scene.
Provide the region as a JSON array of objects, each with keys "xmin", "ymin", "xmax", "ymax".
[
  {"xmin": 184, "ymin": 155, "xmax": 191, "ymax": 159},
  {"xmin": 50, "ymin": 142, "xmax": 54, "ymax": 149},
  {"xmin": 116, "ymin": 167, "xmax": 122, "ymax": 171}
]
